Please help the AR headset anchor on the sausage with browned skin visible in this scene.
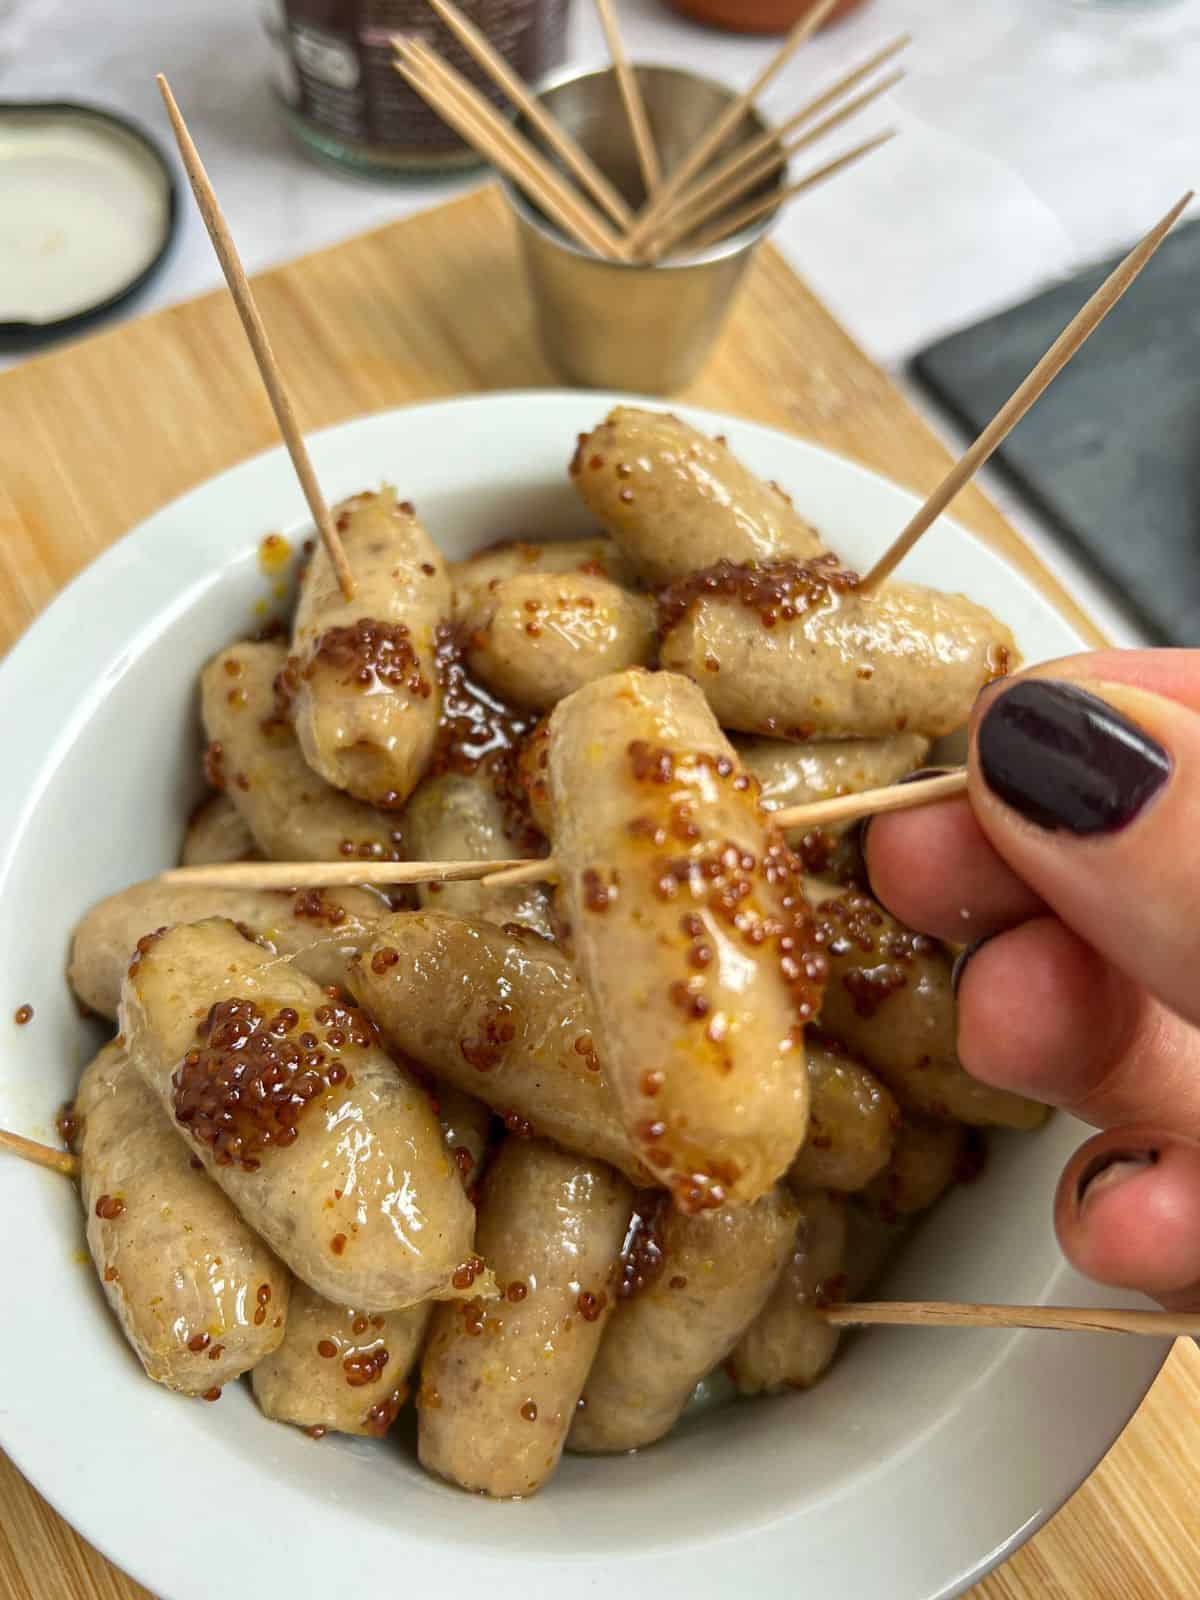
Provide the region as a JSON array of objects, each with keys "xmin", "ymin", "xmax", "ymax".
[
  {"xmin": 568, "ymin": 1185, "xmax": 797, "ymax": 1452},
  {"xmin": 75, "ymin": 1040, "xmax": 290, "ymax": 1395},
  {"xmin": 546, "ymin": 670, "xmax": 825, "ymax": 1210},
  {"xmin": 120, "ymin": 919, "xmax": 485, "ymax": 1310},
  {"xmin": 569, "ymin": 408, "xmax": 824, "ymax": 586},
  {"xmin": 418, "ymin": 1137, "xmax": 632, "ymax": 1497},
  {"xmin": 286, "ymin": 488, "xmax": 449, "ymax": 807}
]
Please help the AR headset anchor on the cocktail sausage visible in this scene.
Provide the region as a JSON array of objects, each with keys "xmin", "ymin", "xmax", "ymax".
[
  {"xmin": 285, "ymin": 489, "xmax": 449, "ymax": 806},
  {"xmin": 789, "ymin": 1038, "xmax": 897, "ymax": 1194},
  {"xmin": 70, "ymin": 880, "xmax": 383, "ymax": 1021},
  {"xmin": 74, "ymin": 1040, "xmax": 289, "ymax": 1394},
  {"xmin": 348, "ymin": 911, "xmax": 650, "ymax": 1185},
  {"xmin": 404, "ymin": 772, "xmax": 552, "ymax": 938},
  {"xmin": 569, "ymin": 1185, "xmax": 797, "ymax": 1452},
  {"xmin": 450, "ymin": 536, "xmax": 637, "ymax": 611},
  {"xmin": 569, "ymin": 408, "xmax": 824, "ymax": 585},
  {"xmin": 808, "ymin": 880, "xmax": 1048, "ymax": 1131},
  {"xmin": 735, "ymin": 732, "xmax": 931, "ymax": 825},
  {"xmin": 250, "ymin": 1086, "xmax": 492, "ymax": 1437},
  {"xmin": 546, "ymin": 670, "xmax": 825, "ymax": 1210},
  {"xmin": 728, "ymin": 1188, "xmax": 846, "ymax": 1396},
  {"xmin": 418, "ymin": 1137, "xmax": 632, "ymax": 1497},
  {"xmin": 202, "ymin": 642, "xmax": 407, "ymax": 862},
  {"xmin": 659, "ymin": 562, "xmax": 1018, "ymax": 740},
  {"xmin": 180, "ymin": 794, "xmax": 257, "ymax": 867},
  {"xmin": 120, "ymin": 919, "xmax": 483, "ymax": 1310},
  {"xmin": 457, "ymin": 570, "xmax": 656, "ymax": 713}
]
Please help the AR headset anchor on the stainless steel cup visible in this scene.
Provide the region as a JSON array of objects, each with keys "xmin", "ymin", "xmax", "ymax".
[{"xmin": 502, "ymin": 64, "xmax": 782, "ymax": 393}]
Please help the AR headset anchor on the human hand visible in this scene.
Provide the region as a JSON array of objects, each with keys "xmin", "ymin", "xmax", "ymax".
[{"xmin": 865, "ymin": 650, "xmax": 1200, "ymax": 1310}]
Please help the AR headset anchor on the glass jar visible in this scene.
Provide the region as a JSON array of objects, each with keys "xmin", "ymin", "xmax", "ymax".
[{"xmin": 260, "ymin": 0, "xmax": 571, "ymax": 176}]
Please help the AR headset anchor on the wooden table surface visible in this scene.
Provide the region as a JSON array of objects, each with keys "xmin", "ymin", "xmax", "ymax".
[{"xmin": 1, "ymin": 183, "xmax": 1197, "ymax": 1600}]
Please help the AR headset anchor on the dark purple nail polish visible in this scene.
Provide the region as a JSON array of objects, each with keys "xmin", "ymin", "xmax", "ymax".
[
  {"xmin": 950, "ymin": 933, "xmax": 997, "ymax": 995},
  {"xmin": 978, "ymin": 681, "xmax": 1170, "ymax": 835},
  {"xmin": 1076, "ymin": 1148, "xmax": 1158, "ymax": 1212}
]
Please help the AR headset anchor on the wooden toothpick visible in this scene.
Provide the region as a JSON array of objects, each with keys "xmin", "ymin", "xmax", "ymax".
[
  {"xmin": 859, "ymin": 191, "xmax": 1194, "ymax": 594},
  {"xmin": 823, "ymin": 1301, "xmax": 1197, "ymax": 1338},
  {"xmin": 595, "ymin": 0, "xmax": 661, "ymax": 198},
  {"xmin": 649, "ymin": 69, "xmax": 904, "ymax": 261},
  {"xmin": 424, "ymin": 0, "xmax": 634, "ymax": 229},
  {"xmin": 0, "ymin": 1132, "xmax": 1184, "ymax": 1339},
  {"xmin": 646, "ymin": 33, "xmax": 910, "ymax": 248},
  {"xmin": 0, "ymin": 1129, "xmax": 79, "ymax": 1179},
  {"xmin": 626, "ymin": 0, "xmax": 841, "ymax": 251},
  {"xmin": 680, "ymin": 130, "xmax": 897, "ymax": 256},
  {"xmin": 160, "ymin": 770, "xmax": 968, "ymax": 895},
  {"xmin": 158, "ymin": 857, "xmax": 529, "ymax": 891},
  {"xmin": 155, "ymin": 76, "xmax": 354, "ymax": 602}
]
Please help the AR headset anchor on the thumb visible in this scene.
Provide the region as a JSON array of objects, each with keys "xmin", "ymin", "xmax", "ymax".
[{"xmin": 967, "ymin": 650, "xmax": 1200, "ymax": 1027}]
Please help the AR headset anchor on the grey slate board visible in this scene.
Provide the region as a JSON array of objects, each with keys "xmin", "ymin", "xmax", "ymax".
[{"xmin": 910, "ymin": 218, "xmax": 1200, "ymax": 644}]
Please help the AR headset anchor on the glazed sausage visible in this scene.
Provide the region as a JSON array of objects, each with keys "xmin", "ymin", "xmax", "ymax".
[
  {"xmin": 789, "ymin": 1037, "xmax": 897, "ymax": 1194},
  {"xmin": 659, "ymin": 563, "xmax": 1018, "ymax": 740},
  {"xmin": 546, "ymin": 670, "xmax": 825, "ymax": 1210},
  {"xmin": 249, "ymin": 1086, "xmax": 490, "ymax": 1437},
  {"xmin": 202, "ymin": 642, "xmax": 407, "ymax": 862},
  {"xmin": 418, "ymin": 1137, "xmax": 632, "ymax": 1497},
  {"xmin": 457, "ymin": 570, "xmax": 657, "ymax": 713},
  {"xmin": 515, "ymin": 717, "xmax": 553, "ymax": 837},
  {"xmin": 569, "ymin": 408, "xmax": 824, "ymax": 586},
  {"xmin": 180, "ymin": 794, "xmax": 257, "ymax": 867},
  {"xmin": 433, "ymin": 1084, "xmax": 494, "ymax": 1190},
  {"xmin": 252, "ymin": 1286, "xmax": 426, "ymax": 1438},
  {"xmin": 450, "ymin": 536, "xmax": 637, "ymax": 609},
  {"xmin": 347, "ymin": 911, "xmax": 651, "ymax": 1185},
  {"xmin": 569, "ymin": 1184, "xmax": 797, "ymax": 1452},
  {"xmin": 74, "ymin": 1040, "xmax": 289, "ymax": 1394},
  {"xmin": 863, "ymin": 1114, "xmax": 969, "ymax": 1217},
  {"xmin": 728, "ymin": 1188, "xmax": 846, "ymax": 1396},
  {"xmin": 807, "ymin": 880, "xmax": 1048, "ymax": 1131},
  {"xmin": 120, "ymin": 918, "xmax": 483, "ymax": 1310},
  {"xmin": 735, "ymin": 732, "xmax": 931, "ymax": 826},
  {"xmin": 404, "ymin": 771, "xmax": 553, "ymax": 938},
  {"xmin": 69, "ymin": 879, "xmax": 383, "ymax": 1021},
  {"xmin": 843, "ymin": 1194, "xmax": 908, "ymax": 1299},
  {"xmin": 285, "ymin": 489, "xmax": 450, "ymax": 806}
]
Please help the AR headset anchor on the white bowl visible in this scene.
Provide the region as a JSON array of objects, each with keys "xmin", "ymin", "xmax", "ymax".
[{"xmin": 0, "ymin": 393, "xmax": 1166, "ymax": 1600}]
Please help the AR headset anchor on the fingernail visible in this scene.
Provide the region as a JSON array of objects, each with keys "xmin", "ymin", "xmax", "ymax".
[
  {"xmin": 1076, "ymin": 1148, "xmax": 1158, "ymax": 1214},
  {"xmin": 978, "ymin": 681, "xmax": 1170, "ymax": 835},
  {"xmin": 950, "ymin": 933, "xmax": 997, "ymax": 995},
  {"xmin": 859, "ymin": 767, "xmax": 955, "ymax": 866}
]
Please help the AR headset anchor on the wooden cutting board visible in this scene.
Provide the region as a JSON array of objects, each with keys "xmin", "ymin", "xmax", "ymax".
[{"xmin": 1, "ymin": 183, "xmax": 1196, "ymax": 1600}]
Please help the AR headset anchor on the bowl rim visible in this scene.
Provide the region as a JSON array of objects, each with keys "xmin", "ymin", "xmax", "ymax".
[{"xmin": 0, "ymin": 390, "xmax": 1171, "ymax": 1600}]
